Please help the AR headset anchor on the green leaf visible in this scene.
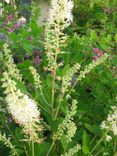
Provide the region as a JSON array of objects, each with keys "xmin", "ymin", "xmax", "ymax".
[
  {"xmin": 47, "ymin": 75, "xmax": 53, "ymax": 89},
  {"xmin": 85, "ymin": 123, "xmax": 102, "ymax": 136},
  {"xmin": 48, "ymin": 56, "xmax": 55, "ymax": 65},
  {"xmin": 112, "ymin": 57, "xmax": 117, "ymax": 66},
  {"xmin": 114, "ymin": 33, "xmax": 117, "ymax": 42},
  {"xmin": 47, "ymin": 75, "xmax": 60, "ymax": 90},
  {"xmin": 46, "ymin": 116, "xmax": 58, "ymax": 132},
  {"xmin": 82, "ymin": 130, "xmax": 90, "ymax": 155},
  {"xmin": 90, "ymin": 0, "xmax": 95, "ymax": 9},
  {"xmin": 62, "ymin": 64, "xmax": 70, "ymax": 75},
  {"xmin": 9, "ymin": 32, "xmax": 18, "ymax": 41},
  {"xmin": 14, "ymin": 128, "xmax": 24, "ymax": 139},
  {"xmin": 0, "ymin": 51, "xmax": 3, "ymax": 60},
  {"xmin": 60, "ymin": 135, "xmax": 67, "ymax": 149},
  {"xmin": 15, "ymin": 79, "xmax": 27, "ymax": 94},
  {"xmin": 23, "ymin": 43, "xmax": 33, "ymax": 55},
  {"xmin": 85, "ymin": 123, "xmax": 95, "ymax": 134},
  {"xmin": 106, "ymin": 34, "xmax": 112, "ymax": 42},
  {"xmin": 82, "ymin": 145, "xmax": 89, "ymax": 155},
  {"xmin": 31, "ymin": 142, "xmax": 52, "ymax": 156},
  {"xmin": 99, "ymin": 38, "xmax": 109, "ymax": 49},
  {"xmin": 30, "ymin": 20, "xmax": 42, "ymax": 36},
  {"xmin": 17, "ymin": 60, "xmax": 31, "ymax": 68},
  {"xmin": 90, "ymin": 30, "xmax": 98, "ymax": 42}
]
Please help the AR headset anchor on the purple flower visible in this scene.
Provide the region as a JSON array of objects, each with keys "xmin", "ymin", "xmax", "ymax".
[
  {"xmin": 8, "ymin": 27, "xmax": 14, "ymax": 32},
  {"xmin": 93, "ymin": 56, "xmax": 98, "ymax": 62},
  {"xmin": 14, "ymin": 23, "xmax": 21, "ymax": 29},
  {"xmin": 92, "ymin": 48, "xmax": 106, "ymax": 61},
  {"xmin": 13, "ymin": 17, "xmax": 26, "ymax": 31},
  {"xmin": 27, "ymin": 36, "xmax": 33, "ymax": 41},
  {"xmin": 97, "ymin": 52, "xmax": 103, "ymax": 57},
  {"xmin": 8, "ymin": 15, "xmax": 13, "ymax": 22},
  {"xmin": 34, "ymin": 56, "xmax": 41, "ymax": 65},
  {"xmin": 33, "ymin": 49, "xmax": 41, "ymax": 56},
  {"xmin": 18, "ymin": 17, "xmax": 26, "ymax": 25},
  {"xmin": 93, "ymin": 48, "xmax": 99, "ymax": 53},
  {"xmin": 0, "ymin": 23, "xmax": 6, "ymax": 28}
]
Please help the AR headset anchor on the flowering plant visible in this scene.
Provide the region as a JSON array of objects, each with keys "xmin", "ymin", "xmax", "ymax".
[{"xmin": 0, "ymin": 0, "xmax": 117, "ymax": 156}]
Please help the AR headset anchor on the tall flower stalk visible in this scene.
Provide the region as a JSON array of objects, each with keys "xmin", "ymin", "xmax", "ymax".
[
  {"xmin": 1, "ymin": 44, "xmax": 43, "ymax": 143},
  {"xmin": 44, "ymin": 0, "xmax": 108, "ymax": 121},
  {"xmin": 44, "ymin": 0, "xmax": 74, "ymax": 119}
]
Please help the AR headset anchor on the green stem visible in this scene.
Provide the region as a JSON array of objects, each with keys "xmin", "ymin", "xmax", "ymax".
[
  {"xmin": 40, "ymin": 88, "xmax": 51, "ymax": 107},
  {"xmin": 63, "ymin": 142, "xmax": 68, "ymax": 154},
  {"xmin": 51, "ymin": 69, "xmax": 56, "ymax": 119},
  {"xmin": 24, "ymin": 146, "xmax": 29, "ymax": 156},
  {"xmin": 51, "ymin": 23, "xmax": 60, "ymax": 119},
  {"xmin": 41, "ymin": 121, "xmax": 51, "ymax": 130},
  {"xmin": 46, "ymin": 140, "xmax": 55, "ymax": 156},
  {"xmin": 13, "ymin": 148, "xmax": 19, "ymax": 156},
  {"xmin": 38, "ymin": 102, "xmax": 49, "ymax": 113},
  {"xmin": 94, "ymin": 148, "xmax": 103, "ymax": 156},
  {"xmin": 6, "ymin": 123, "xmax": 17, "ymax": 142},
  {"xmin": 34, "ymin": 88, "xmax": 51, "ymax": 113},
  {"xmin": 32, "ymin": 141, "xmax": 34, "ymax": 156},
  {"xmin": 88, "ymin": 131, "xmax": 108, "ymax": 156},
  {"xmin": 54, "ymin": 93, "xmax": 64, "ymax": 120},
  {"xmin": 90, "ymin": 136, "xmax": 97, "ymax": 145},
  {"xmin": 54, "ymin": 80, "xmax": 64, "ymax": 120},
  {"xmin": 114, "ymin": 138, "xmax": 117, "ymax": 153}
]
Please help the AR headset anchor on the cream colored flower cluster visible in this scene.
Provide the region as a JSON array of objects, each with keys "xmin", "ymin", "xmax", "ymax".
[
  {"xmin": 76, "ymin": 53, "xmax": 108, "ymax": 82},
  {"xmin": 48, "ymin": 0, "xmax": 74, "ymax": 26},
  {"xmin": 61, "ymin": 144, "xmax": 81, "ymax": 156},
  {"xmin": 100, "ymin": 105, "xmax": 117, "ymax": 136},
  {"xmin": 29, "ymin": 66, "xmax": 41, "ymax": 88},
  {"xmin": 2, "ymin": 44, "xmax": 42, "ymax": 142},
  {"xmin": 57, "ymin": 99, "xmax": 78, "ymax": 143},
  {"xmin": 3, "ymin": 43, "xmax": 22, "ymax": 81},
  {"xmin": 4, "ymin": 0, "xmax": 10, "ymax": 4},
  {"xmin": 44, "ymin": 25, "xmax": 67, "ymax": 72},
  {"xmin": 1, "ymin": 72, "xmax": 40, "ymax": 140},
  {"xmin": 44, "ymin": 0, "xmax": 74, "ymax": 73},
  {"xmin": 100, "ymin": 97, "xmax": 117, "ymax": 143},
  {"xmin": 1, "ymin": 72, "xmax": 42, "ymax": 142},
  {"xmin": 62, "ymin": 63, "xmax": 81, "ymax": 93},
  {"xmin": 0, "ymin": 3, "xmax": 4, "ymax": 16}
]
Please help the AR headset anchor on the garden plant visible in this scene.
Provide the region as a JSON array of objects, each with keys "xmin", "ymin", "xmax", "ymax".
[{"xmin": 0, "ymin": 0, "xmax": 117, "ymax": 156}]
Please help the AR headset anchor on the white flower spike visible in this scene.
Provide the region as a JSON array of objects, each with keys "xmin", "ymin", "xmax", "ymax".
[{"xmin": 5, "ymin": 0, "xmax": 10, "ymax": 4}]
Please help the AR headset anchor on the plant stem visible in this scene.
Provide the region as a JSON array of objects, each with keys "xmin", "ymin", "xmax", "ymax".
[
  {"xmin": 114, "ymin": 138, "xmax": 117, "ymax": 153},
  {"xmin": 94, "ymin": 148, "xmax": 103, "ymax": 156},
  {"xmin": 54, "ymin": 93, "xmax": 64, "ymax": 120},
  {"xmin": 90, "ymin": 136, "xmax": 97, "ymax": 145},
  {"xmin": 88, "ymin": 131, "xmax": 108, "ymax": 156},
  {"xmin": 41, "ymin": 120, "xmax": 51, "ymax": 130},
  {"xmin": 38, "ymin": 103, "xmax": 49, "ymax": 113},
  {"xmin": 46, "ymin": 140, "xmax": 55, "ymax": 156},
  {"xmin": 51, "ymin": 23, "xmax": 60, "ymax": 119},
  {"xmin": 51, "ymin": 68, "xmax": 56, "ymax": 119},
  {"xmin": 32, "ymin": 141, "xmax": 34, "ymax": 156},
  {"xmin": 24, "ymin": 146, "xmax": 29, "ymax": 156},
  {"xmin": 63, "ymin": 142, "xmax": 68, "ymax": 154},
  {"xmin": 54, "ymin": 80, "xmax": 64, "ymax": 120},
  {"xmin": 34, "ymin": 88, "xmax": 50, "ymax": 113},
  {"xmin": 40, "ymin": 87, "xmax": 51, "ymax": 107}
]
